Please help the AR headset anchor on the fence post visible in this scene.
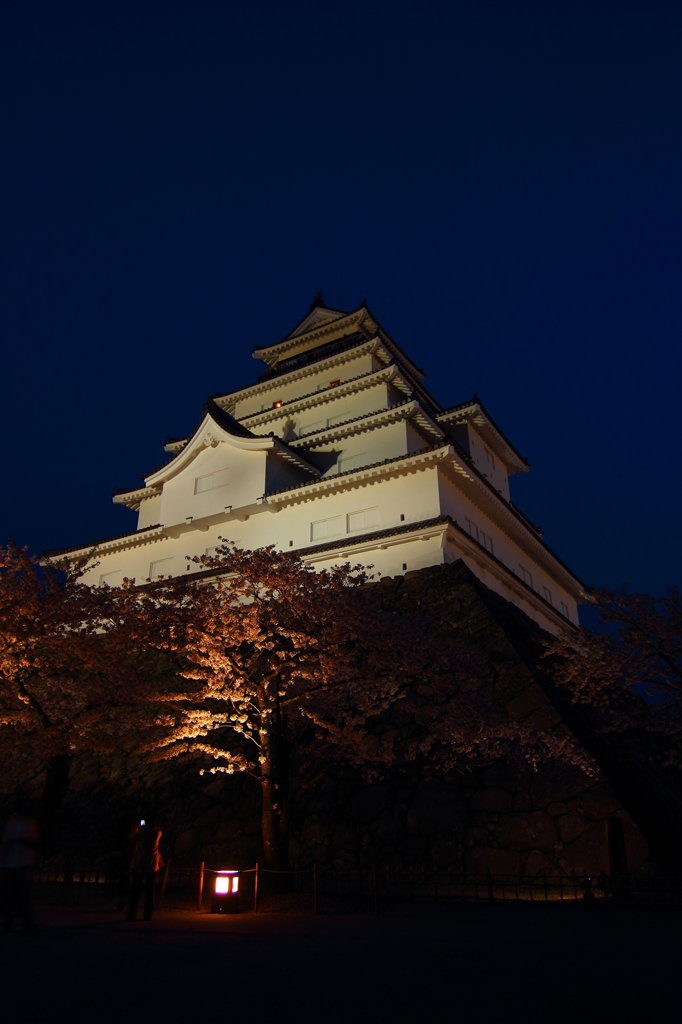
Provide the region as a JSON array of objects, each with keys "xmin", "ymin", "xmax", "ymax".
[
  {"xmin": 158, "ymin": 859, "xmax": 170, "ymax": 910},
  {"xmin": 373, "ymin": 863, "xmax": 379, "ymax": 916},
  {"xmin": 487, "ymin": 869, "xmax": 494, "ymax": 903},
  {"xmin": 313, "ymin": 863, "xmax": 319, "ymax": 915},
  {"xmin": 254, "ymin": 862, "xmax": 260, "ymax": 914},
  {"xmin": 197, "ymin": 862, "xmax": 205, "ymax": 912}
]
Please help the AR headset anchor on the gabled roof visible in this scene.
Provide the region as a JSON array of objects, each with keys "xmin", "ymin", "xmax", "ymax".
[
  {"xmin": 279, "ymin": 291, "xmax": 348, "ymax": 341},
  {"xmin": 251, "ymin": 300, "xmax": 426, "ymax": 384},
  {"xmin": 142, "ymin": 399, "xmax": 320, "ymax": 490},
  {"xmin": 437, "ymin": 396, "xmax": 530, "ymax": 473}
]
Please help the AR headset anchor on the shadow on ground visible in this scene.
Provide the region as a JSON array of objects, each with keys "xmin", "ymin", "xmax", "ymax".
[{"xmin": 2, "ymin": 902, "xmax": 679, "ymax": 1023}]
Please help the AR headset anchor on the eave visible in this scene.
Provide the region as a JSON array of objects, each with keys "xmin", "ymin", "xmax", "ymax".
[
  {"xmin": 43, "ymin": 524, "xmax": 166, "ymax": 562},
  {"xmin": 289, "ymin": 400, "xmax": 445, "ymax": 447},
  {"xmin": 235, "ymin": 364, "xmax": 415, "ymax": 431},
  {"xmin": 113, "ymin": 484, "xmax": 162, "ymax": 511},
  {"xmin": 252, "ymin": 306, "xmax": 377, "ymax": 366},
  {"xmin": 252, "ymin": 303, "xmax": 426, "ymax": 383},
  {"xmin": 437, "ymin": 399, "xmax": 529, "ymax": 474},
  {"xmin": 144, "ymin": 405, "xmax": 321, "ymax": 488},
  {"xmin": 262, "ymin": 440, "xmax": 586, "ymax": 597}
]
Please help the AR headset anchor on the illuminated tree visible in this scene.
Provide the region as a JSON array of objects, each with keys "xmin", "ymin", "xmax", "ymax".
[
  {"xmin": 0, "ymin": 542, "xmax": 164, "ymax": 829},
  {"xmin": 113, "ymin": 543, "xmax": 595, "ymax": 868}
]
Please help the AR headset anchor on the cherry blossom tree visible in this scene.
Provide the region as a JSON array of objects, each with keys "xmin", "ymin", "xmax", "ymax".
[
  {"xmin": 0, "ymin": 542, "xmax": 169, "ymax": 828},
  {"xmin": 543, "ymin": 586, "xmax": 682, "ymax": 766},
  {"xmin": 111, "ymin": 542, "xmax": 595, "ymax": 868}
]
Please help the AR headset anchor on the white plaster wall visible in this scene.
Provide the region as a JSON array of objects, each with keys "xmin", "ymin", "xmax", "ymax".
[
  {"xmin": 159, "ymin": 443, "xmax": 267, "ymax": 528},
  {"xmin": 232, "ymin": 353, "xmax": 377, "ymax": 419},
  {"xmin": 309, "ymin": 533, "xmax": 446, "ymax": 579},
  {"xmin": 437, "ymin": 469, "xmax": 578, "ymax": 623},
  {"xmin": 467, "ymin": 425, "xmax": 510, "ymax": 499},
  {"xmin": 304, "ymin": 419, "xmax": 413, "ymax": 478},
  {"xmin": 137, "ymin": 494, "xmax": 162, "ymax": 529},
  {"xmin": 256, "ymin": 382, "xmax": 392, "ymax": 441}
]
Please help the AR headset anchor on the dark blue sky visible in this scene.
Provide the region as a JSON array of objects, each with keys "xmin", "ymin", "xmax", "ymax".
[{"xmin": 1, "ymin": 0, "xmax": 681, "ymax": 603}]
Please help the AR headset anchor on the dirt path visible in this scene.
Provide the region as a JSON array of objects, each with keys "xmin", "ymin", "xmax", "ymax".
[{"xmin": 1, "ymin": 902, "xmax": 678, "ymax": 1023}]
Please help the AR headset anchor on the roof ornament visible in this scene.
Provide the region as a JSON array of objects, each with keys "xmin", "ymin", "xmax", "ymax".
[{"xmin": 309, "ymin": 290, "xmax": 326, "ymax": 311}]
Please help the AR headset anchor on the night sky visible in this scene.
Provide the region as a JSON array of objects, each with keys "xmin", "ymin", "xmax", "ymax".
[{"xmin": 1, "ymin": 1, "xmax": 681, "ymax": 610}]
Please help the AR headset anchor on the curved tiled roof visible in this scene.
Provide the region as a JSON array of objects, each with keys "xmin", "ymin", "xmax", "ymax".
[
  {"xmin": 437, "ymin": 395, "xmax": 529, "ymax": 469},
  {"xmin": 44, "ymin": 524, "xmax": 162, "ymax": 558}
]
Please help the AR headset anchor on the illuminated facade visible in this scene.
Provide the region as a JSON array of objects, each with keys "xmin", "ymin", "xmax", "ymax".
[{"xmin": 48, "ymin": 296, "xmax": 586, "ymax": 633}]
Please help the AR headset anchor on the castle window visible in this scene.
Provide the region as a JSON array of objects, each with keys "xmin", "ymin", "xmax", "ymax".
[
  {"xmin": 347, "ymin": 507, "xmax": 379, "ymax": 534},
  {"xmin": 149, "ymin": 558, "xmax": 173, "ymax": 581},
  {"xmin": 485, "ymin": 448, "xmax": 495, "ymax": 469},
  {"xmin": 99, "ymin": 569, "xmax": 123, "ymax": 587},
  {"xmin": 311, "ymin": 516, "xmax": 343, "ymax": 542},
  {"xmin": 465, "ymin": 518, "xmax": 479, "ymax": 542},
  {"xmin": 480, "ymin": 531, "xmax": 494, "ymax": 554},
  {"xmin": 560, "ymin": 602, "xmax": 570, "ymax": 619},
  {"xmin": 195, "ymin": 469, "xmax": 229, "ymax": 494},
  {"xmin": 299, "ymin": 417, "xmax": 325, "ymax": 435},
  {"xmin": 338, "ymin": 451, "xmax": 367, "ymax": 474},
  {"xmin": 329, "ymin": 379, "xmax": 340, "ymax": 387},
  {"xmin": 543, "ymin": 587, "xmax": 552, "ymax": 605},
  {"xmin": 519, "ymin": 565, "xmax": 533, "ymax": 587}
]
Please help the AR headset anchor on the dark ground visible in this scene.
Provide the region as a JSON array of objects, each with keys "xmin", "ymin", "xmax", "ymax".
[{"xmin": 1, "ymin": 902, "xmax": 679, "ymax": 1024}]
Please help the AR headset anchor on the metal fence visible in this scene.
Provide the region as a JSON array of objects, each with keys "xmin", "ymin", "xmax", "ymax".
[{"xmin": 29, "ymin": 860, "xmax": 682, "ymax": 912}]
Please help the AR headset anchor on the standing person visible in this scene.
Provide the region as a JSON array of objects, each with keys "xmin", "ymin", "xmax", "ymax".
[
  {"xmin": 126, "ymin": 813, "xmax": 162, "ymax": 922},
  {"xmin": 0, "ymin": 799, "xmax": 39, "ymax": 934}
]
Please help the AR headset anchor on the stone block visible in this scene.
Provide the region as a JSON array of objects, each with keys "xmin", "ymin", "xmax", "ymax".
[
  {"xmin": 464, "ymin": 847, "xmax": 520, "ymax": 875},
  {"xmin": 525, "ymin": 706, "xmax": 563, "ymax": 731},
  {"xmin": 618, "ymin": 811, "xmax": 650, "ymax": 872},
  {"xmin": 470, "ymin": 787, "xmax": 513, "ymax": 813},
  {"xmin": 407, "ymin": 779, "xmax": 468, "ymax": 835},
  {"xmin": 398, "ymin": 836, "xmax": 427, "ymax": 857},
  {"xmin": 557, "ymin": 810, "xmax": 585, "ymax": 845},
  {"xmin": 429, "ymin": 837, "xmax": 458, "ymax": 867},
  {"xmin": 495, "ymin": 811, "xmax": 557, "ymax": 851},
  {"xmin": 345, "ymin": 783, "xmax": 390, "ymax": 824},
  {"xmin": 529, "ymin": 778, "xmax": 572, "ymax": 808},
  {"xmin": 505, "ymin": 685, "xmax": 549, "ymax": 720},
  {"xmin": 360, "ymin": 845, "xmax": 381, "ymax": 866},
  {"xmin": 174, "ymin": 828, "xmax": 199, "ymax": 856},
  {"xmin": 578, "ymin": 785, "xmax": 620, "ymax": 820},
  {"xmin": 513, "ymin": 790, "xmax": 532, "ymax": 811},
  {"xmin": 203, "ymin": 778, "xmax": 225, "ymax": 798},
  {"xmin": 524, "ymin": 850, "xmax": 553, "ymax": 876},
  {"xmin": 302, "ymin": 813, "xmax": 329, "ymax": 844},
  {"xmin": 562, "ymin": 821, "xmax": 609, "ymax": 876}
]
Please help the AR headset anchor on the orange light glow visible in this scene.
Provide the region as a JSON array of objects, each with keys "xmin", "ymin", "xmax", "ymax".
[
  {"xmin": 215, "ymin": 870, "xmax": 239, "ymax": 895},
  {"xmin": 273, "ymin": 401, "xmax": 282, "ymax": 408}
]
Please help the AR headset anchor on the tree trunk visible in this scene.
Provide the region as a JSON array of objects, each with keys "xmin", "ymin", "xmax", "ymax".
[
  {"xmin": 258, "ymin": 680, "xmax": 293, "ymax": 879},
  {"xmin": 41, "ymin": 754, "xmax": 71, "ymax": 838}
]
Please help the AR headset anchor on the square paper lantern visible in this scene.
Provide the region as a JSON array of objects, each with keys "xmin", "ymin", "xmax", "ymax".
[{"xmin": 211, "ymin": 870, "xmax": 240, "ymax": 913}]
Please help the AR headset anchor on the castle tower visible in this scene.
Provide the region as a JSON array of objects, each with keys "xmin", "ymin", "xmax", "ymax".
[{"xmin": 46, "ymin": 295, "xmax": 586, "ymax": 633}]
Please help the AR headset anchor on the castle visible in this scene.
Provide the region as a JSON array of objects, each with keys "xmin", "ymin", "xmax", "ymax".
[{"xmin": 47, "ymin": 294, "xmax": 585, "ymax": 633}]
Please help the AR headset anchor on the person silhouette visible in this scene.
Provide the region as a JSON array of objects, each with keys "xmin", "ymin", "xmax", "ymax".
[
  {"xmin": 126, "ymin": 813, "xmax": 163, "ymax": 921},
  {"xmin": 0, "ymin": 798, "xmax": 39, "ymax": 934}
]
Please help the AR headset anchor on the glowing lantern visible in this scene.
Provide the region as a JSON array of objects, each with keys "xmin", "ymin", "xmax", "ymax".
[{"xmin": 211, "ymin": 870, "xmax": 240, "ymax": 913}]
